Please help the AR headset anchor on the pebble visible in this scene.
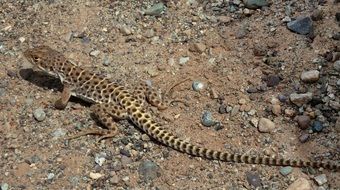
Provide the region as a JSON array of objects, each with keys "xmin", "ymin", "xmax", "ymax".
[
  {"xmin": 47, "ymin": 173, "xmax": 55, "ymax": 180},
  {"xmin": 278, "ymin": 94, "xmax": 288, "ymax": 103},
  {"xmin": 272, "ymin": 104, "xmax": 281, "ymax": 116},
  {"xmin": 120, "ymin": 149, "xmax": 131, "ymax": 157},
  {"xmin": 334, "ymin": 60, "xmax": 340, "ymax": 72},
  {"xmin": 89, "ymin": 172, "xmax": 104, "ymax": 180},
  {"xmin": 33, "ymin": 108, "xmax": 46, "ymax": 122},
  {"xmin": 120, "ymin": 26, "xmax": 132, "ymax": 36},
  {"xmin": 102, "ymin": 56, "xmax": 110, "ymax": 66},
  {"xmin": 218, "ymin": 105, "xmax": 227, "ymax": 114},
  {"xmin": 19, "ymin": 37, "xmax": 26, "ymax": 43},
  {"xmin": 189, "ymin": 43, "xmax": 206, "ymax": 53},
  {"xmin": 230, "ymin": 105, "xmax": 240, "ymax": 117},
  {"xmin": 299, "ymin": 133, "xmax": 310, "ymax": 143},
  {"xmin": 1, "ymin": 183, "xmax": 9, "ymax": 190},
  {"xmin": 285, "ymin": 108, "xmax": 296, "ymax": 117},
  {"xmin": 245, "ymin": 172, "xmax": 262, "ymax": 188},
  {"xmin": 287, "ymin": 16, "xmax": 313, "ymax": 35},
  {"xmin": 250, "ymin": 118, "xmax": 259, "ymax": 127},
  {"xmin": 238, "ymin": 98, "xmax": 246, "ymax": 105},
  {"xmin": 312, "ymin": 121, "xmax": 323, "ymax": 132},
  {"xmin": 95, "ymin": 153, "xmax": 106, "ymax": 166},
  {"xmin": 51, "ymin": 128, "xmax": 67, "ymax": 138},
  {"xmin": 110, "ymin": 172, "xmax": 119, "ymax": 184},
  {"xmin": 144, "ymin": 2, "xmax": 165, "ymax": 16},
  {"xmin": 243, "ymin": 0, "xmax": 269, "ymax": 9},
  {"xmin": 247, "ymin": 86, "xmax": 258, "ymax": 93},
  {"xmin": 300, "ymin": 70, "xmax": 319, "ymax": 83},
  {"xmin": 248, "ymin": 109, "xmax": 256, "ymax": 116},
  {"xmin": 192, "ymin": 81, "xmax": 204, "ymax": 91},
  {"xmin": 295, "ymin": 115, "xmax": 311, "ymax": 130},
  {"xmin": 179, "ymin": 57, "xmax": 190, "ymax": 65},
  {"xmin": 265, "ymin": 75, "xmax": 281, "ymax": 87},
  {"xmin": 141, "ymin": 134, "xmax": 150, "ymax": 141},
  {"xmin": 258, "ymin": 118, "xmax": 275, "ymax": 133},
  {"xmin": 201, "ymin": 111, "xmax": 216, "ymax": 127},
  {"xmin": 290, "ymin": 92, "xmax": 313, "ymax": 106},
  {"xmin": 138, "ymin": 160, "xmax": 160, "ymax": 182},
  {"xmin": 279, "ymin": 166, "xmax": 293, "ymax": 176},
  {"xmin": 90, "ymin": 50, "xmax": 100, "ymax": 57},
  {"xmin": 314, "ymin": 174, "xmax": 327, "ymax": 185},
  {"xmin": 287, "ymin": 178, "xmax": 312, "ymax": 190},
  {"xmin": 332, "ymin": 32, "xmax": 340, "ymax": 41}
]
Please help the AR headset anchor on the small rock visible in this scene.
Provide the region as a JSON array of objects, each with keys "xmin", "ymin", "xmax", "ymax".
[
  {"xmin": 250, "ymin": 118, "xmax": 259, "ymax": 127},
  {"xmin": 120, "ymin": 149, "xmax": 131, "ymax": 157},
  {"xmin": 144, "ymin": 3, "xmax": 165, "ymax": 16},
  {"xmin": 287, "ymin": 178, "xmax": 312, "ymax": 190},
  {"xmin": 239, "ymin": 98, "xmax": 246, "ymax": 105},
  {"xmin": 258, "ymin": 118, "xmax": 275, "ymax": 133},
  {"xmin": 51, "ymin": 128, "xmax": 67, "ymax": 138},
  {"xmin": 285, "ymin": 109, "xmax": 296, "ymax": 117},
  {"xmin": 245, "ymin": 172, "xmax": 262, "ymax": 188},
  {"xmin": 143, "ymin": 29, "xmax": 155, "ymax": 38},
  {"xmin": 230, "ymin": 105, "xmax": 240, "ymax": 117},
  {"xmin": 33, "ymin": 108, "xmax": 46, "ymax": 122},
  {"xmin": 141, "ymin": 134, "xmax": 150, "ymax": 141},
  {"xmin": 179, "ymin": 57, "xmax": 190, "ymax": 65},
  {"xmin": 19, "ymin": 37, "xmax": 26, "ymax": 43},
  {"xmin": 192, "ymin": 81, "xmax": 204, "ymax": 91},
  {"xmin": 290, "ymin": 93, "xmax": 313, "ymax": 106},
  {"xmin": 90, "ymin": 50, "xmax": 100, "ymax": 57},
  {"xmin": 280, "ymin": 166, "xmax": 293, "ymax": 176},
  {"xmin": 243, "ymin": 0, "xmax": 269, "ymax": 9},
  {"xmin": 1, "ymin": 183, "xmax": 9, "ymax": 190},
  {"xmin": 272, "ymin": 104, "xmax": 281, "ymax": 116},
  {"xmin": 189, "ymin": 43, "xmax": 206, "ymax": 53},
  {"xmin": 265, "ymin": 75, "xmax": 281, "ymax": 87},
  {"xmin": 312, "ymin": 121, "xmax": 323, "ymax": 132},
  {"xmin": 47, "ymin": 173, "xmax": 55, "ymax": 180},
  {"xmin": 296, "ymin": 115, "xmax": 311, "ymax": 130},
  {"xmin": 120, "ymin": 26, "xmax": 132, "ymax": 36},
  {"xmin": 95, "ymin": 153, "xmax": 106, "ymax": 166},
  {"xmin": 334, "ymin": 60, "xmax": 340, "ymax": 72},
  {"xmin": 102, "ymin": 56, "xmax": 110, "ymax": 66},
  {"xmin": 287, "ymin": 16, "xmax": 313, "ymax": 35},
  {"xmin": 201, "ymin": 111, "xmax": 216, "ymax": 127},
  {"xmin": 218, "ymin": 105, "xmax": 227, "ymax": 114},
  {"xmin": 278, "ymin": 94, "xmax": 288, "ymax": 103},
  {"xmin": 89, "ymin": 172, "xmax": 104, "ymax": 180},
  {"xmin": 300, "ymin": 70, "xmax": 319, "ymax": 83},
  {"xmin": 299, "ymin": 133, "xmax": 310, "ymax": 143},
  {"xmin": 314, "ymin": 174, "xmax": 327, "ymax": 185},
  {"xmin": 138, "ymin": 160, "xmax": 160, "ymax": 181},
  {"xmin": 247, "ymin": 86, "xmax": 258, "ymax": 93},
  {"xmin": 110, "ymin": 172, "xmax": 119, "ymax": 184}
]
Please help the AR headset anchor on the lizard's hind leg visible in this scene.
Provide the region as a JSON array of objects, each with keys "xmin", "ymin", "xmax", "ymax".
[{"xmin": 67, "ymin": 103, "xmax": 128, "ymax": 142}]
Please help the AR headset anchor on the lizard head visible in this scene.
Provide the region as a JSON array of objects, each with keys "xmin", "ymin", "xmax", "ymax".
[{"xmin": 23, "ymin": 45, "xmax": 54, "ymax": 72}]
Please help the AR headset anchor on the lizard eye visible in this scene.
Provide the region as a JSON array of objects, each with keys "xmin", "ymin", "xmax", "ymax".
[{"xmin": 33, "ymin": 56, "xmax": 40, "ymax": 61}]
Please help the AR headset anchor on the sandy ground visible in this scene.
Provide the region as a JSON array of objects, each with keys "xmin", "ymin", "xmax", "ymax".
[{"xmin": 0, "ymin": 1, "xmax": 339, "ymax": 189}]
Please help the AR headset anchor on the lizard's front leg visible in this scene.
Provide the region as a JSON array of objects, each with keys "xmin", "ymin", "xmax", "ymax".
[{"xmin": 54, "ymin": 85, "xmax": 72, "ymax": 110}]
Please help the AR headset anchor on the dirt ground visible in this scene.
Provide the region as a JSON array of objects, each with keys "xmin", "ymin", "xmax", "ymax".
[{"xmin": 0, "ymin": 0, "xmax": 339, "ymax": 189}]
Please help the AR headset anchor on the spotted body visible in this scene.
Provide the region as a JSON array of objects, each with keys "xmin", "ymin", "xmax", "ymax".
[{"xmin": 24, "ymin": 46, "xmax": 339, "ymax": 171}]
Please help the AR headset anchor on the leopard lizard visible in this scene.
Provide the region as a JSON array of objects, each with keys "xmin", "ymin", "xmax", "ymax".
[{"xmin": 23, "ymin": 45, "xmax": 339, "ymax": 171}]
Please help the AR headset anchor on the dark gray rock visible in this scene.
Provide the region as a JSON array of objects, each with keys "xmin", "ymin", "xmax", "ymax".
[
  {"xmin": 287, "ymin": 16, "xmax": 313, "ymax": 35},
  {"xmin": 138, "ymin": 160, "xmax": 160, "ymax": 182}
]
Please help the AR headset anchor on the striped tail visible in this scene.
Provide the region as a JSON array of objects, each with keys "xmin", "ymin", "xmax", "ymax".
[{"xmin": 143, "ymin": 123, "xmax": 339, "ymax": 171}]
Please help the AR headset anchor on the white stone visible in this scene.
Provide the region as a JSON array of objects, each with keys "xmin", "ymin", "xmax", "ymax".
[
  {"xmin": 314, "ymin": 174, "xmax": 327, "ymax": 185},
  {"xmin": 301, "ymin": 70, "xmax": 320, "ymax": 83},
  {"xmin": 89, "ymin": 172, "xmax": 104, "ymax": 179},
  {"xmin": 258, "ymin": 118, "xmax": 275, "ymax": 133}
]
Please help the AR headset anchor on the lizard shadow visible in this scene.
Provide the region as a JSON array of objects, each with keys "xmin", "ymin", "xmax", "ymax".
[{"xmin": 19, "ymin": 68, "xmax": 91, "ymax": 107}]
